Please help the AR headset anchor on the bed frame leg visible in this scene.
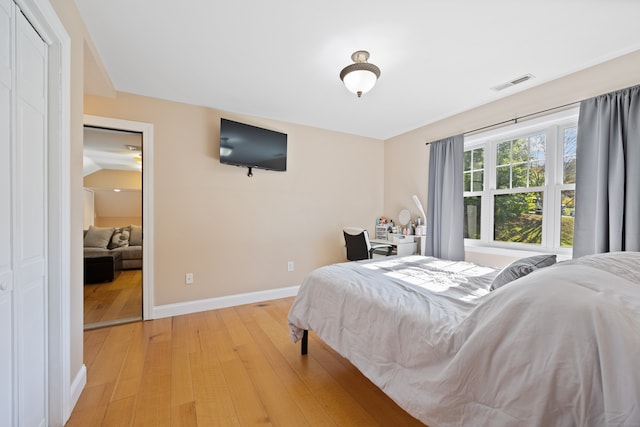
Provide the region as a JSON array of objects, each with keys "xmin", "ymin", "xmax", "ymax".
[{"xmin": 301, "ymin": 330, "xmax": 308, "ymax": 355}]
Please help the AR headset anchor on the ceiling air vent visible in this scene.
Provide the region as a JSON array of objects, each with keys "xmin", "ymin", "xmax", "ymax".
[{"xmin": 491, "ymin": 74, "xmax": 535, "ymax": 91}]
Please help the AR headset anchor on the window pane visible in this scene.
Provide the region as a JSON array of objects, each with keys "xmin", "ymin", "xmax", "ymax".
[
  {"xmin": 472, "ymin": 170, "xmax": 484, "ymax": 191},
  {"xmin": 472, "ymin": 148, "xmax": 484, "ymax": 169},
  {"xmin": 529, "ymin": 160, "xmax": 545, "ymax": 186},
  {"xmin": 464, "ymin": 171, "xmax": 471, "ymax": 192},
  {"xmin": 496, "ymin": 166, "xmax": 510, "ymax": 189},
  {"xmin": 512, "ymin": 163, "xmax": 527, "ymax": 187},
  {"xmin": 464, "ymin": 196, "xmax": 481, "ymax": 239},
  {"xmin": 564, "ymin": 155, "xmax": 576, "ymax": 184},
  {"xmin": 464, "ymin": 148, "xmax": 485, "ymax": 192},
  {"xmin": 561, "ymin": 190, "xmax": 575, "ymax": 247},
  {"xmin": 511, "ymin": 139, "xmax": 529, "ymax": 163},
  {"xmin": 494, "ymin": 192, "xmax": 543, "ymax": 244},
  {"xmin": 529, "ymin": 134, "xmax": 546, "ymax": 161},
  {"xmin": 497, "ymin": 142, "xmax": 510, "ymax": 166},
  {"xmin": 564, "ymin": 127, "xmax": 577, "ymax": 156},
  {"xmin": 563, "ymin": 127, "xmax": 577, "ymax": 184}
]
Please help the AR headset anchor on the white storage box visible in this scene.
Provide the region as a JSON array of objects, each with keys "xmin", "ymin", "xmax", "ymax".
[{"xmin": 392, "ymin": 235, "xmax": 414, "ymax": 243}]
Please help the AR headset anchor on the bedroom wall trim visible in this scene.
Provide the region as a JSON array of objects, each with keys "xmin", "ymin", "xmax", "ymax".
[
  {"xmin": 69, "ymin": 365, "xmax": 86, "ymax": 415},
  {"xmin": 152, "ymin": 285, "xmax": 300, "ymax": 319}
]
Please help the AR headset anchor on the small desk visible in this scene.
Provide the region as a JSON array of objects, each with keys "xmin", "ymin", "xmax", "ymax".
[{"xmin": 370, "ymin": 238, "xmax": 417, "ymax": 257}]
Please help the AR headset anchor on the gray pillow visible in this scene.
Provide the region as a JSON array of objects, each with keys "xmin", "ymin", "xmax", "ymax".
[
  {"xmin": 84, "ymin": 226, "xmax": 115, "ymax": 249},
  {"xmin": 490, "ymin": 254, "xmax": 557, "ymax": 291},
  {"xmin": 129, "ymin": 225, "xmax": 143, "ymax": 246},
  {"xmin": 108, "ymin": 226, "xmax": 131, "ymax": 249}
]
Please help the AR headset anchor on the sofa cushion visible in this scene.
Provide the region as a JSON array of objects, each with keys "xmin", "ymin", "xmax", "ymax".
[
  {"xmin": 130, "ymin": 224, "xmax": 143, "ymax": 246},
  {"xmin": 112, "ymin": 245, "xmax": 142, "ymax": 260},
  {"xmin": 83, "ymin": 247, "xmax": 111, "ymax": 257},
  {"xmin": 84, "ymin": 226, "xmax": 115, "ymax": 249},
  {"xmin": 108, "ymin": 226, "xmax": 131, "ymax": 249}
]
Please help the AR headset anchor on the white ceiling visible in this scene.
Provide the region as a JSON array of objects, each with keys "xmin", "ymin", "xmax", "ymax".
[
  {"xmin": 83, "ymin": 126, "xmax": 143, "ymax": 175},
  {"xmin": 75, "ymin": 0, "xmax": 640, "ymax": 140}
]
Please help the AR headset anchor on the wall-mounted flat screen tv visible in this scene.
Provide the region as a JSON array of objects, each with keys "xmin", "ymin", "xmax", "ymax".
[{"xmin": 219, "ymin": 118, "xmax": 287, "ymax": 173}]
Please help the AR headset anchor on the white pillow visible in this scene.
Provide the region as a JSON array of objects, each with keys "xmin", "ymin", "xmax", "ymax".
[{"xmin": 108, "ymin": 226, "xmax": 131, "ymax": 249}]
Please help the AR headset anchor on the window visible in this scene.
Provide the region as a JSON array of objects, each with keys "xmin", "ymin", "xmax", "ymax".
[{"xmin": 463, "ymin": 109, "xmax": 578, "ymax": 253}]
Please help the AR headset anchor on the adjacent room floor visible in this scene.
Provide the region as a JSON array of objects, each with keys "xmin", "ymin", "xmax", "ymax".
[{"xmin": 84, "ymin": 269, "xmax": 142, "ymax": 330}]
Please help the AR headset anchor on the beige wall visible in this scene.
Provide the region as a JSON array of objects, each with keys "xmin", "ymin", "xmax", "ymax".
[
  {"xmin": 85, "ymin": 170, "xmax": 143, "ymax": 227},
  {"xmin": 92, "ymin": 190, "xmax": 142, "ymax": 228},
  {"xmin": 84, "ymin": 169, "xmax": 142, "ymax": 190},
  {"xmin": 95, "ymin": 216, "xmax": 141, "ymax": 228},
  {"xmin": 384, "ymin": 49, "xmax": 640, "ymax": 267},
  {"xmin": 84, "ymin": 92, "xmax": 385, "ymax": 305}
]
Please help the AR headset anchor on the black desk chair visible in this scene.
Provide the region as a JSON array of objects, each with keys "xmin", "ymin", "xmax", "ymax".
[{"xmin": 343, "ymin": 227, "xmax": 393, "ymax": 261}]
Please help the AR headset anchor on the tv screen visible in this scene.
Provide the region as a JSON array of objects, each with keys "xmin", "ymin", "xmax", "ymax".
[{"xmin": 219, "ymin": 118, "xmax": 287, "ymax": 172}]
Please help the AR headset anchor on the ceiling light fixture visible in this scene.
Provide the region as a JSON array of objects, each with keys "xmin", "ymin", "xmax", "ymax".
[{"xmin": 339, "ymin": 50, "xmax": 381, "ymax": 98}]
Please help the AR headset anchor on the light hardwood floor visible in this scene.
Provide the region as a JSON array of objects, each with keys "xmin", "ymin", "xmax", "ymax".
[
  {"xmin": 84, "ymin": 269, "xmax": 142, "ymax": 329},
  {"xmin": 66, "ymin": 296, "xmax": 427, "ymax": 426}
]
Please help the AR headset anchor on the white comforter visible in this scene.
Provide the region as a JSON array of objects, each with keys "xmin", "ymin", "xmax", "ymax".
[{"xmin": 287, "ymin": 253, "xmax": 640, "ymax": 427}]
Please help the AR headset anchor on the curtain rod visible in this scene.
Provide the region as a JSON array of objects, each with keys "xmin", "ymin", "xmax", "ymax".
[{"xmin": 425, "ymin": 101, "xmax": 580, "ymax": 145}]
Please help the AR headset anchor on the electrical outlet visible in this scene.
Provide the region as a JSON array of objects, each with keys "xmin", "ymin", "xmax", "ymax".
[
  {"xmin": 287, "ymin": 261, "xmax": 294, "ymax": 272},
  {"xmin": 185, "ymin": 272, "xmax": 194, "ymax": 285}
]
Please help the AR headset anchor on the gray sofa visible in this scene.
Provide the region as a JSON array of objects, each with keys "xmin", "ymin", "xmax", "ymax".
[{"xmin": 83, "ymin": 225, "xmax": 142, "ymax": 270}]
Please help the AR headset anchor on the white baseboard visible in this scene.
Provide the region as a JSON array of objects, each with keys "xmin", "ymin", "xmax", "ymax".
[
  {"xmin": 68, "ymin": 364, "xmax": 86, "ymax": 418},
  {"xmin": 152, "ymin": 285, "xmax": 300, "ymax": 319}
]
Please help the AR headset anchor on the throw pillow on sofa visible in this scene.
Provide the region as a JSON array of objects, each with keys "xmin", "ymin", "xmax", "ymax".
[
  {"xmin": 129, "ymin": 224, "xmax": 142, "ymax": 246},
  {"xmin": 108, "ymin": 226, "xmax": 131, "ymax": 249},
  {"xmin": 84, "ymin": 225, "xmax": 115, "ymax": 249}
]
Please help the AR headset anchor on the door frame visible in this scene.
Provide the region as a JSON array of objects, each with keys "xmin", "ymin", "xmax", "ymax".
[{"xmin": 83, "ymin": 114, "xmax": 154, "ymax": 321}]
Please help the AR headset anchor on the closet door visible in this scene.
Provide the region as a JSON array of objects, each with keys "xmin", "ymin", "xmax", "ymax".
[
  {"xmin": 0, "ymin": 2, "xmax": 48, "ymax": 425},
  {"xmin": 0, "ymin": 0, "xmax": 14, "ymax": 423},
  {"xmin": 15, "ymin": 7, "xmax": 48, "ymax": 427}
]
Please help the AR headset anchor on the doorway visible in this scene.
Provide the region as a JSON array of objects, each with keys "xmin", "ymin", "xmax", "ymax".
[
  {"xmin": 83, "ymin": 115, "xmax": 154, "ymax": 324},
  {"xmin": 83, "ymin": 126, "xmax": 142, "ymax": 328}
]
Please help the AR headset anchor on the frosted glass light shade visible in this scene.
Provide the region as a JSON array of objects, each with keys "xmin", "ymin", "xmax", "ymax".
[
  {"xmin": 339, "ymin": 50, "xmax": 381, "ymax": 98},
  {"xmin": 342, "ymin": 69, "xmax": 378, "ymax": 96}
]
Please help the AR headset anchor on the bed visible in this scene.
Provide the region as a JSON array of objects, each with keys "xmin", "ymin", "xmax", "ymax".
[{"xmin": 287, "ymin": 252, "xmax": 640, "ymax": 427}]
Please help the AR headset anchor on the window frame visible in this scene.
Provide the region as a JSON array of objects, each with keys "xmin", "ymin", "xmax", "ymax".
[{"xmin": 463, "ymin": 108, "xmax": 579, "ymax": 256}]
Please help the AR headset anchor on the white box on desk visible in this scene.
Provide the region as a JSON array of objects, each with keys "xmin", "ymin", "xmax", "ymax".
[{"xmin": 391, "ymin": 235, "xmax": 414, "ymax": 243}]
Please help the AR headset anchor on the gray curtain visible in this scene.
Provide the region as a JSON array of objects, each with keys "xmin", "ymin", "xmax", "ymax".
[
  {"xmin": 426, "ymin": 134, "xmax": 465, "ymax": 260},
  {"xmin": 573, "ymin": 85, "xmax": 640, "ymax": 258}
]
